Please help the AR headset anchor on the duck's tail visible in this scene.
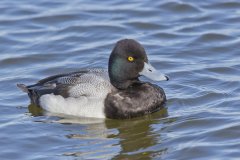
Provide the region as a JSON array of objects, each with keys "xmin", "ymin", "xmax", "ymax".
[
  {"xmin": 17, "ymin": 84, "xmax": 29, "ymax": 93},
  {"xmin": 17, "ymin": 83, "xmax": 40, "ymax": 104},
  {"xmin": 17, "ymin": 83, "xmax": 57, "ymax": 105}
]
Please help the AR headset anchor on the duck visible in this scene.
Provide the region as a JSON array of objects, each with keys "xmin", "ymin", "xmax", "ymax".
[{"xmin": 17, "ymin": 39, "xmax": 169, "ymax": 119}]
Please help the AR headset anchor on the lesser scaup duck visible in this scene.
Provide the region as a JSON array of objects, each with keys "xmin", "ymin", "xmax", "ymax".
[{"xmin": 17, "ymin": 39, "xmax": 169, "ymax": 119}]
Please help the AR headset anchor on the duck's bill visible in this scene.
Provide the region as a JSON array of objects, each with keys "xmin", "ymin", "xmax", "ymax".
[{"xmin": 139, "ymin": 62, "xmax": 169, "ymax": 81}]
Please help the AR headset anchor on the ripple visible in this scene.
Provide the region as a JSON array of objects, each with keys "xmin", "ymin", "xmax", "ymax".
[
  {"xmin": 194, "ymin": 33, "xmax": 234, "ymax": 42},
  {"xmin": 0, "ymin": 37, "xmax": 25, "ymax": 49},
  {"xmin": 0, "ymin": 53, "xmax": 63, "ymax": 68},
  {"xmin": 204, "ymin": 2, "xmax": 240, "ymax": 9},
  {"xmin": 152, "ymin": 32, "xmax": 180, "ymax": 39},
  {"xmin": 126, "ymin": 22, "xmax": 168, "ymax": 30},
  {"xmin": 31, "ymin": 14, "xmax": 80, "ymax": 25},
  {"xmin": 222, "ymin": 16, "xmax": 240, "ymax": 23},
  {"xmin": 159, "ymin": 1, "xmax": 201, "ymax": 14}
]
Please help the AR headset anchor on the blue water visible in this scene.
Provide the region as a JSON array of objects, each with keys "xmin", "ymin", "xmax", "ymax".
[{"xmin": 0, "ymin": 0, "xmax": 240, "ymax": 159}]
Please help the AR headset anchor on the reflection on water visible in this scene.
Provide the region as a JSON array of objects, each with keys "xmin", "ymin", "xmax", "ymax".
[
  {"xmin": 1, "ymin": 0, "xmax": 240, "ymax": 159},
  {"xmin": 28, "ymin": 104, "xmax": 168, "ymax": 159},
  {"xmin": 106, "ymin": 114, "xmax": 168, "ymax": 160},
  {"xmin": 68, "ymin": 110, "xmax": 169, "ymax": 159},
  {"xmin": 28, "ymin": 104, "xmax": 44, "ymax": 116}
]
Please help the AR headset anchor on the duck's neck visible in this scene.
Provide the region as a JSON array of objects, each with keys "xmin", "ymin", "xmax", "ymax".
[{"xmin": 110, "ymin": 78, "xmax": 139, "ymax": 90}]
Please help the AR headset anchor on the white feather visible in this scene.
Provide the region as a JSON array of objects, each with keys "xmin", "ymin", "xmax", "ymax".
[{"xmin": 39, "ymin": 94, "xmax": 106, "ymax": 118}]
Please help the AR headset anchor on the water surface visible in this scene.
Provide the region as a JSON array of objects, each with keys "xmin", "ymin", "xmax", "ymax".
[{"xmin": 1, "ymin": 0, "xmax": 240, "ymax": 159}]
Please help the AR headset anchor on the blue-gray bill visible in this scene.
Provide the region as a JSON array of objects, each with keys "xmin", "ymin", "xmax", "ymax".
[{"xmin": 139, "ymin": 62, "xmax": 169, "ymax": 81}]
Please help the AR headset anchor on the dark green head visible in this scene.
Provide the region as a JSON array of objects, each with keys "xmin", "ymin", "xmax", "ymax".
[{"xmin": 108, "ymin": 39, "xmax": 169, "ymax": 89}]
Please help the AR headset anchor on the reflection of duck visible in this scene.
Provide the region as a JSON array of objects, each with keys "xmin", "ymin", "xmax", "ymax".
[
  {"xmin": 105, "ymin": 109, "xmax": 168, "ymax": 159},
  {"xmin": 28, "ymin": 104, "xmax": 44, "ymax": 116},
  {"xmin": 49, "ymin": 108, "xmax": 168, "ymax": 159},
  {"xmin": 18, "ymin": 39, "xmax": 169, "ymax": 119},
  {"xmin": 27, "ymin": 101, "xmax": 168, "ymax": 159}
]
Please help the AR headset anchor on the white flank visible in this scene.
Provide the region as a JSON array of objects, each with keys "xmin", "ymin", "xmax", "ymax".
[{"xmin": 39, "ymin": 94, "xmax": 106, "ymax": 118}]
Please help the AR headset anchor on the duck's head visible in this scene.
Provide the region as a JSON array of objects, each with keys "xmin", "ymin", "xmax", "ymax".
[{"xmin": 108, "ymin": 39, "xmax": 169, "ymax": 89}]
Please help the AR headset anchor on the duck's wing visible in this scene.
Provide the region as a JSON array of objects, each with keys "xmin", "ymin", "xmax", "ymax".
[
  {"xmin": 17, "ymin": 68, "xmax": 111, "ymax": 104},
  {"xmin": 37, "ymin": 68, "xmax": 107, "ymax": 85}
]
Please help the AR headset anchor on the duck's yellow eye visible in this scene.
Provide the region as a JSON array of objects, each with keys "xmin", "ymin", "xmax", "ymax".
[{"xmin": 128, "ymin": 56, "xmax": 134, "ymax": 62}]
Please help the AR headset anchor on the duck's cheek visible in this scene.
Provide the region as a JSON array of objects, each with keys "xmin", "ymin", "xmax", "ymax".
[{"xmin": 139, "ymin": 62, "xmax": 169, "ymax": 81}]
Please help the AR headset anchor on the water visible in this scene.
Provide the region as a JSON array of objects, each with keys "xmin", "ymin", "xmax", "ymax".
[{"xmin": 0, "ymin": 0, "xmax": 240, "ymax": 159}]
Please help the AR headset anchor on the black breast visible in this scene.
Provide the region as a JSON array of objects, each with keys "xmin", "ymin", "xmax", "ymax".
[{"xmin": 104, "ymin": 82, "xmax": 166, "ymax": 119}]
